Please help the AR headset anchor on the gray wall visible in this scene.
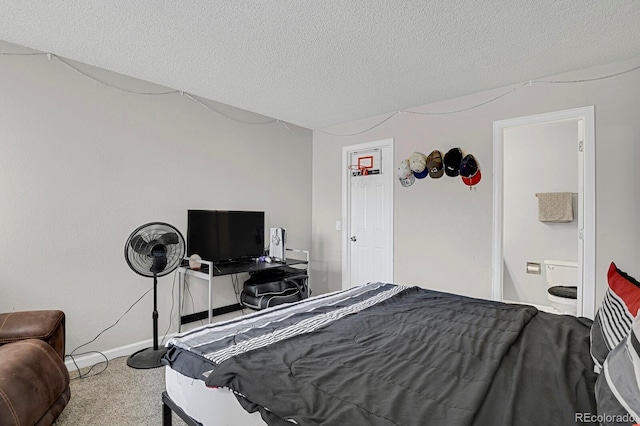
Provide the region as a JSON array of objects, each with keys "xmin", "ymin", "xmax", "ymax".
[
  {"xmin": 311, "ymin": 58, "xmax": 640, "ymax": 306},
  {"xmin": 0, "ymin": 41, "xmax": 313, "ymax": 355},
  {"xmin": 3, "ymin": 37, "xmax": 638, "ymax": 357}
]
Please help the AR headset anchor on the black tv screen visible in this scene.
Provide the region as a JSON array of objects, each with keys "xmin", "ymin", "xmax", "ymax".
[{"xmin": 187, "ymin": 210, "xmax": 265, "ymax": 262}]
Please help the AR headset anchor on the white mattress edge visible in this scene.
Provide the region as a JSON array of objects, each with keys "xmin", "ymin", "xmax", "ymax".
[{"xmin": 165, "ymin": 366, "xmax": 266, "ymax": 426}]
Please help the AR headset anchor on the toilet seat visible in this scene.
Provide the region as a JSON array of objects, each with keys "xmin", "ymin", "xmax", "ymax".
[
  {"xmin": 544, "ymin": 260, "xmax": 579, "ymax": 316},
  {"xmin": 547, "ymin": 286, "xmax": 577, "ymax": 299},
  {"xmin": 547, "ymin": 286, "xmax": 577, "ymax": 315}
]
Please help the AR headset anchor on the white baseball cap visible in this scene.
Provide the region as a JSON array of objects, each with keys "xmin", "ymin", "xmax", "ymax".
[{"xmin": 397, "ymin": 159, "xmax": 415, "ymax": 187}]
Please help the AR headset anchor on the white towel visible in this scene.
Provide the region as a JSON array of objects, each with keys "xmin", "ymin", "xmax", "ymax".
[{"xmin": 535, "ymin": 192, "xmax": 574, "ymax": 222}]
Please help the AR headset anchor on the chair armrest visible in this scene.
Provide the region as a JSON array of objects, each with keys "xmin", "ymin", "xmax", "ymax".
[{"xmin": 0, "ymin": 310, "xmax": 66, "ymax": 359}]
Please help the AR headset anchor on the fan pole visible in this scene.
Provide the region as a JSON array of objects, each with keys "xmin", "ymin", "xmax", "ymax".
[
  {"xmin": 152, "ymin": 274, "xmax": 159, "ymax": 351},
  {"xmin": 127, "ymin": 273, "xmax": 168, "ymax": 369}
]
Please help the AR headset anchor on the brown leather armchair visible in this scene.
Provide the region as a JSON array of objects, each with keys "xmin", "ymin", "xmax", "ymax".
[{"xmin": 0, "ymin": 310, "xmax": 70, "ymax": 426}]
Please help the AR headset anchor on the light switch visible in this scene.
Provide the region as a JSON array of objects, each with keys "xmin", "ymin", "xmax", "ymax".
[{"xmin": 335, "ymin": 221, "xmax": 341, "ymax": 231}]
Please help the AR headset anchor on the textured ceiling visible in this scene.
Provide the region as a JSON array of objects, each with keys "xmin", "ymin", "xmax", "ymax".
[{"xmin": 0, "ymin": 1, "xmax": 639, "ymax": 129}]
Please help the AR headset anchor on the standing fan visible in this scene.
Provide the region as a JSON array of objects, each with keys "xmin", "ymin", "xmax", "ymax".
[{"xmin": 124, "ymin": 222, "xmax": 185, "ymax": 369}]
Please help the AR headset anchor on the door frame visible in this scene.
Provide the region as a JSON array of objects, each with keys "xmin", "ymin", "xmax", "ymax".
[
  {"xmin": 492, "ymin": 106, "xmax": 596, "ymax": 318},
  {"xmin": 341, "ymin": 138, "xmax": 394, "ymax": 290}
]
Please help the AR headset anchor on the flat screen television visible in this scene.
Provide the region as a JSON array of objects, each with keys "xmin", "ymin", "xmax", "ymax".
[{"xmin": 187, "ymin": 210, "xmax": 265, "ymax": 263}]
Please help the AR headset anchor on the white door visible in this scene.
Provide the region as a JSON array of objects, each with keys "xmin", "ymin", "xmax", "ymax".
[{"xmin": 342, "ymin": 139, "xmax": 394, "ymax": 289}]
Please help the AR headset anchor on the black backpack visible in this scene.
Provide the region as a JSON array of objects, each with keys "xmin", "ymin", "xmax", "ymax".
[{"xmin": 241, "ymin": 268, "xmax": 309, "ymax": 310}]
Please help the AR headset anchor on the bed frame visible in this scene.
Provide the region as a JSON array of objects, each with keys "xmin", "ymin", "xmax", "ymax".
[{"xmin": 162, "ymin": 391, "xmax": 202, "ymax": 426}]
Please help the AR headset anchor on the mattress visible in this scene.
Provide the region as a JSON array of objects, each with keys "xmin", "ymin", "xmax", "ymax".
[
  {"xmin": 164, "ymin": 282, "xmax": 597, "ymax": 425},
  {"xmin": 165, "ymin": 365, "xmax": 265, "ymax": 426}
]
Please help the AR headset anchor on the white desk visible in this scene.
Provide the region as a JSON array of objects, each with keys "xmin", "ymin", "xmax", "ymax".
[{"xmin": 177, "ymin": 251, "xmax": 309, "ymax": 326}]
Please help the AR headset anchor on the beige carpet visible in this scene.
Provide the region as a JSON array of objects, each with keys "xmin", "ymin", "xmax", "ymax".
[{"xmin": 55, "ymin": 356, "xmax": 189, "ymax": 426}]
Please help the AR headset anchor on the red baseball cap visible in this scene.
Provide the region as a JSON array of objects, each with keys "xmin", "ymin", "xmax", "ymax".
[
  {"xmin": 460, "ymin": 154, "xmax": 481, "ymax": 187},
  {"xmin": 461, "ymin": 169, "xmax": 481, "ymax": 186}
]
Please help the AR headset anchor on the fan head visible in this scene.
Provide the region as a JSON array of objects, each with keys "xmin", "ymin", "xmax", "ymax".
[{"xmin": 124, "ymin": 222, "xmax": 185, "ymax": 277}]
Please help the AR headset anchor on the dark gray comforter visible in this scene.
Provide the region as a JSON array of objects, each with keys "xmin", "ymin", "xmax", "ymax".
[{"xmin": 164, "ymin": 283, "xmax": 597, "ymax": 425}]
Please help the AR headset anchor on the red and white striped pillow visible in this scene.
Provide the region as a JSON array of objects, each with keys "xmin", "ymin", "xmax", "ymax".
[{"xmin": 590, "ymin": 262, "xmax": 640, "ymax": 372}]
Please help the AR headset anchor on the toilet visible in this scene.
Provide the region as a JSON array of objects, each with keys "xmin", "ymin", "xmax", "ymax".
[{"xmin": 544, "ymin": 260, "xmax": 578, "ymax": 315}]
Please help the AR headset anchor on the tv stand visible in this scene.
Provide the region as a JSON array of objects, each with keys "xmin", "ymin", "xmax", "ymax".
[{"xmin": 177, "ymin": 253, "xmax": 308, "ymax": 326}]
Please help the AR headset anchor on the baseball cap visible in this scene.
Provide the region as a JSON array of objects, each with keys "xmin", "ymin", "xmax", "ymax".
[
  {"xmin": 459, "ymin": 154, "xmax": 481, "ymax": 187},
  {"xmin": 426, "ymin": 150, "xmax": 444, "ymax": 178},
  {"xmin": 443, "ymin": 148, "xmax": 463, "ymax": 177},
  {"xmin": 409, "ymin": 152, "xmax": 427, "ymax": 173},
  {"xmin": 413, "ymin": 168, "xmax": 428, "ymax": 179},
  {"xmin": 396, "ymin": 159, "xmax": 415, "ymax": 187},
  {"xmin": 461, "ymin": 169, "xmax": 482, "ymax": 186},
  {"xmin": 459, "ymin": 154, "xmax": 478, "ymax": 178}
]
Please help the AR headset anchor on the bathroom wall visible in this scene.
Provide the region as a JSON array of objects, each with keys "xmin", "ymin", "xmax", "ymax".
[{"xmin": 502, "ymin": 120, "xmax": 579, "ymax": 306}]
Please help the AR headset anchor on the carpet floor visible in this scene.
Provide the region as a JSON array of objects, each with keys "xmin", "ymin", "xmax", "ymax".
[{"xmin": 55, "ymin": 356, "xmax": 189, "ymax": 426}]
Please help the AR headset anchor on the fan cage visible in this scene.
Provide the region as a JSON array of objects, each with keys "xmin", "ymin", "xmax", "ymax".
[{"xmin": 124, "ymin": 222, "xmax": 185, "ymax": 278}]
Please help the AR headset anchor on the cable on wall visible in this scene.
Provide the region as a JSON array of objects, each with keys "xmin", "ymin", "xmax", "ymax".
[
  {"xmin": 318, "ymin": 112, "xmax": 401, "ymax": 137},
  {"xmin": 159, "ymin": 269, "xmax": 179, "ymax": 345},
  {"xmin": 183, "ymin": 92, "xmax": 277, "ymax": 125},
  {"xmin": 2, "ymin": 50, "xmax": 639, "ymax": 137},
  {"xmin": 181, "ymin": 276, "xmax": 204, "ymax": 331},
  {"xmin": 56, "ymin": 56, "xmax": 180, "ymax": 95},
  {"xmin": 315, "ymin": 62, "xmax": 640, "ymax": 137},
  {"xmin": 65, "ymin": 286, "xmax": 153, "ymax": 379},
  {"xmin": 0, "ymin": 50, "xmax": 299, "ymax": 133},
  {"xmin": 402, "ymin": 82, "xmax": 530, "ymax": 116},
  {"xmin": 535, "ymin": 64, "xmax": 640, "ymax": 84}
]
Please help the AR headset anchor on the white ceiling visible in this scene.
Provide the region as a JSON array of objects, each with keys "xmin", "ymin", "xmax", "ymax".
[{"xmin": 1, "ymin": 1, "xmax": 639, "ymax": 129}]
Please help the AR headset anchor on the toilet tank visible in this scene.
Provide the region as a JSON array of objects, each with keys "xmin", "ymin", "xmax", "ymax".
[{"xmin": 544, "ymin": 260, "xmax": 578, "ymax": 286}]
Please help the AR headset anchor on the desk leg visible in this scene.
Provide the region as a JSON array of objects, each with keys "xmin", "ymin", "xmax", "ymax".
[
  {"xmin": 177, "ymin": 269, "xmax": 183, "ymax": 331},
  {"xmin": 208, "ymin": 269, "xmax": 213, "ymax": 324}
]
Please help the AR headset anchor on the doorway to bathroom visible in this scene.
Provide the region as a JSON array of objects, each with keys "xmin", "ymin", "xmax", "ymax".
[{"xmin": 492, "ymin": 106, "xmax": 596, "ymax": 318}]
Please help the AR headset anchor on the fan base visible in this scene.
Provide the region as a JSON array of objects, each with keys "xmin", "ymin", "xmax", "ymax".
[{"xmin": 126, "ymin": 346, "xmax": 168, "ymax": 369}]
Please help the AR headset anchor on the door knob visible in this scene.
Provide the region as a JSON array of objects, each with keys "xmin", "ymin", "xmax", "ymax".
[{"xmin": 350, "ymin": 236, "xmax": 357, "ymax": 242}]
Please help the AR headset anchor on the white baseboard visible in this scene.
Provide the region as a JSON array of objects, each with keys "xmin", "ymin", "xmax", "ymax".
[{"xmin": 64, "ymin": 333, "xmax": 177, "ymax": 372}]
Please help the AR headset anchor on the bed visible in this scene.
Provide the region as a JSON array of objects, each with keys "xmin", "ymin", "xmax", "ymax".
[{"xmin": 160, "ymin": 281, "xmax": 607, "ymax": 425}]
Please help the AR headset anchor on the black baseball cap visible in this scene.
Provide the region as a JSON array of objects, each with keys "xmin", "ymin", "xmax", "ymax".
[{"xmin": 443, "ymin": 148, "xmax": 463, "ymax": 177}]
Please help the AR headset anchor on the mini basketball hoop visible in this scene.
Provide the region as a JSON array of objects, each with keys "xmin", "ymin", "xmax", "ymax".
[{"xmin": 348, "ymin": 155, "xmax": 374, "ymax": 176}]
